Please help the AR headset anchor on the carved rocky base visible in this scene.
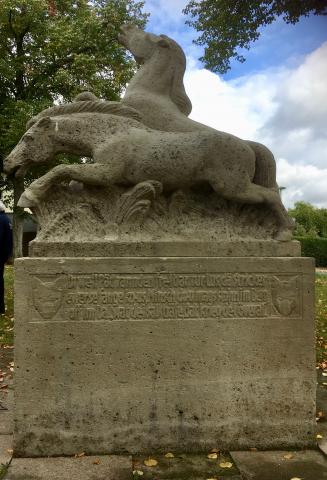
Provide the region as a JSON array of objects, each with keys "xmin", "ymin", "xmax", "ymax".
[
  {"xmin": 27, "ymin": 182, "xmax": 288, "ymax": 243},
  {"xmin": 14, "ymin": 255, "xmax": 315, "ymax": 456}
]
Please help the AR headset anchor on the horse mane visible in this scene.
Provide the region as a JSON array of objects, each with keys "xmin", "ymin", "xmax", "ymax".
[
  {"xmin": 26, "ymin": 101, "xmax": 142, "ymax": 129},
  {"xmin": 162, "ymin": 36, "xmax": 192, "ymax": 116}
]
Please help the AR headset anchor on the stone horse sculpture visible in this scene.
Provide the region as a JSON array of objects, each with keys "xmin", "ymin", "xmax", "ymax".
[
  {"xmin": 4, "ymin": 25, "xmax": 293, "ymax": 240},
  {"xmin": 119, "ymin": 24, "xmax": 277, "ymax": 190},
  {"xmin": 29, "ymin": 24, "xmax": 276, "ymax": 190}
]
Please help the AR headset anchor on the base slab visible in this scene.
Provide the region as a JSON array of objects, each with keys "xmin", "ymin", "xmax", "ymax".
[{"xmin": 14, "ymin": 256, "xmax": 315, "ymax": 456}]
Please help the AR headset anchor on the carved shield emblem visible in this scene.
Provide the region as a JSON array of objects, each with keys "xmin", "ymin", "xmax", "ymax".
[
  {"xmin": 274, "ymin": 298, "xmax": 296, "ymax": 316},
  {"xmin": 32, "ymin": 277, "xmax": 63, "ymax": 320},
  {"xmin": 271, "ymin": 275, "xmax": 299, "ymax": 317}
]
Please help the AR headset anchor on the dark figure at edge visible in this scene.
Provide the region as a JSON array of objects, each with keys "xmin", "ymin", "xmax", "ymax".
[{"xmin": 0, "ymin": 200, "xmax": 13, "ymax": 314}]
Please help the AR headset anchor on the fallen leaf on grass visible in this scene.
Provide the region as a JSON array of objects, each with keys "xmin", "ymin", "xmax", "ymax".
[
  {"xmin": 92, "ymin": 459, "xmax": 101, "ymax": 465},
  {"xmin": 164, "ymin": 452, "xmax": 174, "ymax": 458},
  {"xmin": 290, "ymin": 478, "xmax": 302, "ymax": 480},
  {"xmin": 207, "ymin": 452, "xmax": 218, "ymax": 459},
  {"xmin": 316, "ymin": 434, "xmax": 323, "ymax": 439},
  {"xmin": 219, "ymin": 461, "xmax": 233, "ymax": 468},
  {"xmin": 133, "ymin": 471, "xmax": 144, "ymax": 476},
  {"xmin": 283, "ymin": 453, "xmax": 293, "ymax": 459},
  {"xmin": 144, "ymin": 458, "xmax": 158, "ymax": 467},
  {"xmin": 74, "ymin": 452, "xmax": 85, "ymax": 458},
  {"xmin": 206, "ymin": 478, "xmax": 218, "ymax": 480}
]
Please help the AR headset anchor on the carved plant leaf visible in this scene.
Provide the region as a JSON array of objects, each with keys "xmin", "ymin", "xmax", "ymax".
[
  {"xmin": 116, "ymin": 180, "xmax": 162, "ymax": 224},
  {"xmin": 123, "ymin": 199, "xmax": 151, "ymax": 224}
]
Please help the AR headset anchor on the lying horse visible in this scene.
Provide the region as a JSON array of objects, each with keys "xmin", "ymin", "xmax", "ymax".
[{"xmin": 4, "ymin": 112, "xmax": 293, "ymax": 239}]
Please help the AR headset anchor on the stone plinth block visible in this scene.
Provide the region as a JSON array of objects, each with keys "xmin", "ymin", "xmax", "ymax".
[{"xmin": 13, "ymin": 256, "xmax": 315, "ymax": 456}]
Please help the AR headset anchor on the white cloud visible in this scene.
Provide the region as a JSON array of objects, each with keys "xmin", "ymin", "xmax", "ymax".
[
  {"xmin": 277, "ymin": 159, "xmax": 327, "ymax": 208},
  {"xmin": 184, "ymin": 43, "xmax": 327, "ymax": 207}
]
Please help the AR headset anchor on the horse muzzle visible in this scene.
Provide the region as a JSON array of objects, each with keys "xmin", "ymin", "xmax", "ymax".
[{"xmin": 3, "ymin": 160, "xmax": 28, "ymax": 179}]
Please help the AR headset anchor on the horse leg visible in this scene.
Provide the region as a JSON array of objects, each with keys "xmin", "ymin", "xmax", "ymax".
[
  {"xmin": 18, "ymin": 163, "xmax": 123, "ymax": 207},
  {"xmin": 209, "ymin": 176, "xmax": 293, "ymax": 241}
]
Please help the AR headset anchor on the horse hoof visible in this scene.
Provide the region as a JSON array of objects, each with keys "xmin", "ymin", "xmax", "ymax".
[
  {"xmin": 18, "ymin": 190, "xmax": 38, "ymax": 208},
  {"xmin": 274, "ymin": 229, "xmax": 293, "ymax": 242}
]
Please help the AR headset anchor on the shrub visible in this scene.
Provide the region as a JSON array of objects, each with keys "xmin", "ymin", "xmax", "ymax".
[{"xmin": 294, "ymin": 236, "xmax": 327, "ymax": 267}]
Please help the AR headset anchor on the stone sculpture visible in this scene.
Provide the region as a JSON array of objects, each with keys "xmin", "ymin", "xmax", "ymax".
[
  {"xmin": 4, "ymin": 24, "xmax": 293, "ymax": 242},
  {"xmin": 5, "ymin": 25, "xmax": 316, "ymax": 457}
]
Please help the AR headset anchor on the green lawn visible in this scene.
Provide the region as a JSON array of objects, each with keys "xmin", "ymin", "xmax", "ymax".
[
  {"xmin": 0, "ymin": 265, "xmax": 14, "ymax": 347},
  {"xmin": 316, "ymin": 273, "xmax": 327, "ymax": 368},
  {"xmin": 1, "ymin": 266, "xmax": 327, "ymax": 368}
]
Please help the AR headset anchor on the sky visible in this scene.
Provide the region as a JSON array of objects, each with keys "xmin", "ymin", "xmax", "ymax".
[{"xmin": 144, "ymin": 1, "xmax": 327, "ymax": 208}]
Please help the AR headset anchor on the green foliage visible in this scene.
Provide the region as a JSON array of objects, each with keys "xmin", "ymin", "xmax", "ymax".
[
  {"xmin": 289, "ymin": 201, "xmax": 327, "ymax": 238},
  {"xmin": 0, "ymin": 0, "xmax": 148, "ymax": 254},
  {"xmin": 183, "ymin": 0, "xmax": 327, "ymax": 73},
  {"xmin": 292, "ymin": 202, "xmax": 327, "ymax": 267},
  {"xmin": 0, "ymin": 0, "xmax": 148, "ymax": 173},
  {"xmin": 316, "ymin": 273, "xmax": 327, "ymax": 367},
  {"xmin": 0, "ymin": 464, "xmax": 9, "ymax": 479},
  {"xmin": 295, "ymin": 236, "xmax": 327, "ymax": 267}
]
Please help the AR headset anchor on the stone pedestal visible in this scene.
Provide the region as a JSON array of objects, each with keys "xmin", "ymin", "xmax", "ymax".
[{"xmin": 14, "ymin": 242, "xmax": 316, "ymax": 456}]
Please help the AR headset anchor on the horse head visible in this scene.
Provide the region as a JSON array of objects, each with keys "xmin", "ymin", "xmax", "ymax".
[
  {"xmin": 4, "ymin": 117, "xmax": 56, "ymax": 178},
  {"xmin": 118, "ymin": 24, "xmax": 168, "ymax": 64},
  {"xmin": 119, "ymin": 24, "xmax": 192, "ymax": 116}
]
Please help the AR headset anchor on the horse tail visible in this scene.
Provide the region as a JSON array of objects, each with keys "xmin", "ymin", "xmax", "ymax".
[{"xmin": 246, "ymin": 140, "xmax": 278, "ymax": 189}]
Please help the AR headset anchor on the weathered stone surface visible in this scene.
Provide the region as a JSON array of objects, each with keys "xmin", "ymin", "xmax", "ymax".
[
  {"xmin": 231, "ymin": 450, "xmax": 327, "ymax": 480},
  {"xmin": 24, "ymin": 183, "xmax": 288, "ymax": 244},
  {"xmin": 5, "ymin": 455, "xmax": 131, "ymax": 480},
  {"xmin": 29, "ymin": 239, "xmax": 301, "ymax": 258},
  {"xmin": 0, "ymin": 411, "xmax": 13, "ymax": 435},
  {"xmin": 13, "ymin": 255, "xmax": 315, "ymax": 456},
  {"xmin": 0, "ymin": 434, "xmax": 12, "ymax": 467}
]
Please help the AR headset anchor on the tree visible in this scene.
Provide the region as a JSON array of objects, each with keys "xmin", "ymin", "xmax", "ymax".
[
  {"xmin": 183, "ymin": 0, "xmax": 327, "ymax": 73},
  {"xmin": 0, "ymin": 0, "xmax": 148, "ymax": 256},
  {"xmin": 289, "ymin": 201, "xmax": 327, "ymax": 238}
]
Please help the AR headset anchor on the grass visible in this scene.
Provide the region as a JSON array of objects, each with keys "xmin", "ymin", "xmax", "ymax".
[
  {"xmin": 1, "ymin": 266, "xmax": 327, "ymax": 368},
  {"xmin": 0, "ymin": 266, "xmax": 14, "ymax": 347},
  {"xmin": 316, "ymin": 273, "xmax": 327, "ymax": 368},
  {"xmin": 0, "ymin": 465, "xmax": 9, "ymax": 480}
]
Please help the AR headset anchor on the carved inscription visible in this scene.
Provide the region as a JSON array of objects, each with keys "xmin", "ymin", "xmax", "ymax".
[{"xmin": 31, "ymin": 272, "xmax": 301, "ymax": 321}]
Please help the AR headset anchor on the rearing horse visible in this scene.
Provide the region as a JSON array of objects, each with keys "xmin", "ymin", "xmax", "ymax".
[{"xmin": 119, "ymin": 24, "xmax": 277, "ymax": 190}]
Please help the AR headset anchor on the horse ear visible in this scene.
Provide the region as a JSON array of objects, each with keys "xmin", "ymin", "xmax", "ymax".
[
  {"xmin": 37, "ymin": 116, "xmax": 52, "ymax": 128},
  {"xmin": 158, "ymin": 35, "xmax": 170, "ymax": 48}
]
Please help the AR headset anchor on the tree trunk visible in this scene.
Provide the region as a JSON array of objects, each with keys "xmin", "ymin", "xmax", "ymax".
[{"xmin": 12, "ymin": 178, "xmax": 24, "ymax": 258}]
